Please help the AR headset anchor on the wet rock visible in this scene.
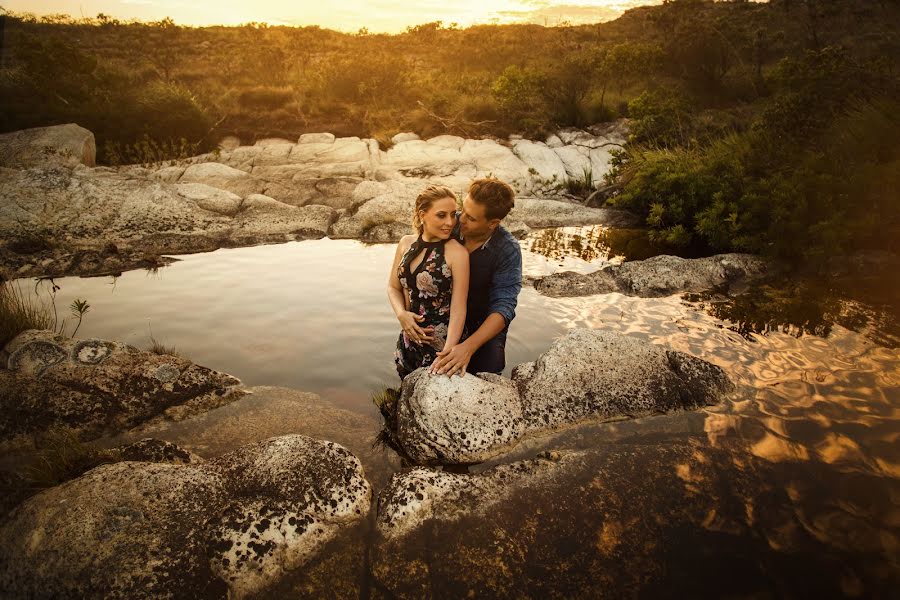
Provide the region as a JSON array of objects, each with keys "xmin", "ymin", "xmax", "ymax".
[
  {"xmin": 0, "ymin": 330, "xmax": 243, "ymax": 451},
  {"xmin": 0, "ymin": 435, "xmax": 371, "ymax": 598},
  {"xmin": 118, "ymin": 438, "xmax": 202, "ymax": 464},
  {"xmin": 535, "ymin": 253, "xmax": 769, "ymax": 298},
  {"xmin": 394, "ymin": 369, "xmax": 526, "ymax": 465},
  {"xmin": 0, "ymin": 123, "xmax": 96, "ymax": 168},
  {"xmin": 513, "ymin": 329, "xmax": 734, "ymax": 430},
  {"xmin": 371, "ymin": 440, "xmax": 879, "ymax": 598},
  {"xmin": 376, "ymin": 454, "xmax": 569, "ymax": 538}
]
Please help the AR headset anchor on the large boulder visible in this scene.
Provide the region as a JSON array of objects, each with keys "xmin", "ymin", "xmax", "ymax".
[
  {"xmin": 534, "ymin": 253, "xmax": 769, "ymax": 297},
  {"xmin": 382, "ymin": 330, "xmax": 732, "ymax": 464},
  {"xmin": 0, "ymin": 330, "xmax": 242, "ymax": 450},
  {"xmin": 0, "ymin": 123, "xmax": 96, "ymax": 168},
  {"xmin": 513, "ymin": 329, "xmax": 733, "ymax": 430},
  {"xmin": 395, "ymin": 369, "xmax": 525, "ymax": 465},
  {"xmin": 0, "ymin": 435, "xmax": 372, "ymax": 598}
]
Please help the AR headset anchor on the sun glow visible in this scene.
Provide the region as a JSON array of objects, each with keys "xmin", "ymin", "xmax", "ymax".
[{"xmin": 2, "ymin": 0, "xmax": 662, "ymax": 32}]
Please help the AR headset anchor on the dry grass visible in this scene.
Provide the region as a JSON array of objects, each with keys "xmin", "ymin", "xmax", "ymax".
[
  {"xmin": 22, "ymin": 428, "xmax": 123, "ymax": 492},
  {"xmin": 0, "ymin": 281, "xmax": 54, "ymax": 349}
]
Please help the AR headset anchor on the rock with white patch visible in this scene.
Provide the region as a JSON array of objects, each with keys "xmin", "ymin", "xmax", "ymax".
[
  {"xmin": 512, "ymin": 329, "xmax": 734, "ymax": 430},
  {"xmin": 0, "ymin": 435, "xmax": 371, "ymax": 598},
  {"xmin": 0, "ymin": 330, "xmax": 242, "ymax": 450},
  {"xmin": 393, "ymin": 369, "xmax": 526, "ymax": 465},
  {"xmin": 534, "ymin": 253, "xmax": 769, "ymax": 298}
]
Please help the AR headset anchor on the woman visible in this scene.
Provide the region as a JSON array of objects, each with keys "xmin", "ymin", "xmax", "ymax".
[{"xmin": 387, "ymin": 185, "xmax": 469, "ymax": 379}]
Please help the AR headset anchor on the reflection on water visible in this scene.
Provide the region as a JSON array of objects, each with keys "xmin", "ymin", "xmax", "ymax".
[
  {"xmin": 524, "ymin": 225, "xmax": 659, "ymax": 264},
  {"xmin": 5, "ymin": 235, "xmax": 900, "ymax": 593},
  {"xmin": 684, "ymin": 278, "xmax": 900, "ymax": 348}
]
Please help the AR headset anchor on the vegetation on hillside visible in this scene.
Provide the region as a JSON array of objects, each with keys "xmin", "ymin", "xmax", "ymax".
[{"xmin": 0, "ymin": 0, "xmax": 897, "ymax": 265}]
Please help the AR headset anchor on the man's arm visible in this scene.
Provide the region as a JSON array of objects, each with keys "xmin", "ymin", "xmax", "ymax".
[{"xmin": 431, "ymin": 239, "xmax": 522, "ymax": 376}]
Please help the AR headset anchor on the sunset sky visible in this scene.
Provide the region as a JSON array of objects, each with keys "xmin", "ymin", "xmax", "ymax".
[{"xmin": 2, "ymin": 1, "xmax": 662, "ymax": 32}]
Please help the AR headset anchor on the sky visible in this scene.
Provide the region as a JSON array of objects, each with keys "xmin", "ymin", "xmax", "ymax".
[{"xmin": 1, "ymin": 0, "xmax": 663, "ymax": 33}]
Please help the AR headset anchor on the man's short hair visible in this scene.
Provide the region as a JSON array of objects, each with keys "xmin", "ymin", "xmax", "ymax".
[{"xmin": 468, "ymin": 178, "xmax": 515, "ymax": 221}]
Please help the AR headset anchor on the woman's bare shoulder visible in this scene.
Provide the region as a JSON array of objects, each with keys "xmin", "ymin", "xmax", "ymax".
[
  {"xmin": 444, "ymin": 239, "xmax": 468, "ymax": 259},
  {"xmin": 397, "ymin": 234, "xmax": 417, "ymax": 250}
]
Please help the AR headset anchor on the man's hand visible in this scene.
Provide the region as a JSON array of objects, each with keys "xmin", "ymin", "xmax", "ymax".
[
  {"xmin": 398, "ymin": 311, "xmax": 434, "ymax": 344},
  {"xmin": 430, "ymin": 342, "xmax": 474, "ymax": 377}
]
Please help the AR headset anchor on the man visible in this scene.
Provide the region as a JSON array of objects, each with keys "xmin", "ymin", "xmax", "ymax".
[{"xmin": 429, "ymin": 177, "xmax": 522, "ymax": 377}]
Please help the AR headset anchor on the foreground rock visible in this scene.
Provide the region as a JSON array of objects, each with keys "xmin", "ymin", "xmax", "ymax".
[
  {"xmin": 0, "ymin": 123, "xmax": 637, "ymax": 278},
  {"xmin": 371, "ymin": 441, "xmax": 891, "ymax": 598},
  {"xmin": 0, "ymin": 330, "xmax": 243, "ymax": 451},
  {"xmin": 395, "ymin": 370, "xmax": 525, "ymax": 465},
  {"xmin": 0, "ymin": 435, "xmax": 371, "ymax": 598},
  {"xmin": 383, "ymin": 330, "xmax": 732, "ymax": 464},
  {"xmin": 534, "ymin": 253, "xmax": 769, "ymax": 298}
]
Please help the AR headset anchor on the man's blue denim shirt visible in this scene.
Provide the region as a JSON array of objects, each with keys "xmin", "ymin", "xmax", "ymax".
[{"xmin": 452, "ymin": 214, "xmax": 523, "ymax": 335}]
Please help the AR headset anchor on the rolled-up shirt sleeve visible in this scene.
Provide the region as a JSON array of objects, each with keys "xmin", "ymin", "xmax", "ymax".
[{"xmin": 488, "ymin": 242, "xmax": 522, "ymax": 327}]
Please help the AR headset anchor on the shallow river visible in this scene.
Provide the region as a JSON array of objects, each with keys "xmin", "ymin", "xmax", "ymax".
[{"xmin": 10, "ymin": 226, "xmax": 900, "ymax": 595}]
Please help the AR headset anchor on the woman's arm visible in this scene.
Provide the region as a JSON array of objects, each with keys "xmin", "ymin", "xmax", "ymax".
[
  {"xmin": 443, "ymin": 240, "xmax": 469, "ymax": 350},
  {"xmin": 388, "ymin": 235, "xmax": 432, "ymax": 344}
]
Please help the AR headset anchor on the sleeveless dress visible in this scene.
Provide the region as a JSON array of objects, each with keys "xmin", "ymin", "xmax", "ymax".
[{"xmin": 394, "ymin": 236, "xmax": 453, "ymax": 379}]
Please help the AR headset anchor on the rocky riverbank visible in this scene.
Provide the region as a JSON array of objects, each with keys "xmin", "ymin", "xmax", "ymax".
[{"xmin": 0, "ymin": 123, "xmax": 637, "ymax": 280}]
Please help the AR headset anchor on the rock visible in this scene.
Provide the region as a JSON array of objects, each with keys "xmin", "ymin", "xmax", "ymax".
[
  {"xmin": 181, "ymin": 162, "xmax": 250, "ymax": 181},
  {"xmin": 175, "ymin": 182, "xmax": 244, "ymax": 215},
  {"xmin": 328, "ymin": 179, "xmax": 422, "ymax": 240},
  {"xmin": 149, "ymin": 165, "xmax": 186, "ymax": 183},
  {"xmin": 376, "ymin": 454, "xmax": 568, "ymax": 538},
  {"xmin": 394, "ymin": 369, "xmax": 526, "ymax": 465},
  {"xmin": 0, "ymin": 434, "xmax": 371, "ymax": 598},
  {"xmin": 534, "ymin": 253, "xmax": 769, "ymax": 298},
  {"xmin": 254, "ymin": 137, "xmax": 295, "ymax": 147},
  {"xmin": 218, "ymin": 136, "xmax": 241, "ymax": 151},
  {"xmin": 553, "ymin": 144, "xmax": 592, "ymax": 179},
  {"xmin": 371, "ymin": 440, "xmax": 869, "ymax": 598},
  {"xmin": 512, "ymin": 139, "xmax": 569, "ymax": 183},
  {"xmin": 508, "ymin": 198, "xmax": 639, "ymax": 229},
  {"xmin": 298, "ymin": 133, "xmax": 335, "ymax": 144},
  {"xmin": 512, "ymin": 329, "xmax": 734, "ymax": 430},
  {"xmin": 391, "ymin": 132, "xmax": 420, "ymax": 144},
  {"xmin": 118, "ymin": 438, "xmax": 202, "ymax": 464},
  {"xmin": 0, "ymin": 123, "xmax": 96, "ymax": 168},
  {"xmin": 0, "ymin": 330, "xmax": 243, "ymax": 450}
]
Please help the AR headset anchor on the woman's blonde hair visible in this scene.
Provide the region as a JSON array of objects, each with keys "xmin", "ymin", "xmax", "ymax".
[{"xmin": 412, "ymin": 185, "xmax": 457, "ymax": 234}]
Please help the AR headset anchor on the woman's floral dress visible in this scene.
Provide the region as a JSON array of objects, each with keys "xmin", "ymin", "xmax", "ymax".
[{"xmin": 395, "ymin": 236, "xmax": 453, "ymax": 379}]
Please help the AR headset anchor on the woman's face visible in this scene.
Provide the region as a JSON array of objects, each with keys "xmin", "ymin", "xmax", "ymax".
[{"xmin": 420, "ymin": 196, "xmax": 458, "ymax": 240}]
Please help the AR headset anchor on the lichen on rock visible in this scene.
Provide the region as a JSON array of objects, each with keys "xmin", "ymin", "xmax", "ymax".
[{"xmin": 0, "ymin": 434, "xmax": 372, "ymax": 599}]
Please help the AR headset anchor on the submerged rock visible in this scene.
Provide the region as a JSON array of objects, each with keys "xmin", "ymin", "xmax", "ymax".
[
  {"xmin": 534, "ymin": 253, "xmax": 769, "ymax": 298},
  {"xmin": 512, "ymin": 329, "xmax": 734, "ymax": 430},
  {"xmin": 383, "ymin": 330, "xmax": 733, "ymax": 464},
  {"xmin": 0, "ymin": 434, "xmax": 371, "ymax": 598},
  {"xmin": 371, "ymin": 440, "xmax": 886, "ymax": 598},
  {"xmin": 0, "ymin": 330, "xmax": 243, "ymax": 451}
]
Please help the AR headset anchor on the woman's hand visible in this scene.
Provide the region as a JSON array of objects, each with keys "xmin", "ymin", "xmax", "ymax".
[{"xmin": 398, "ymin": 311, "xmax": 434, "ymax": 344}]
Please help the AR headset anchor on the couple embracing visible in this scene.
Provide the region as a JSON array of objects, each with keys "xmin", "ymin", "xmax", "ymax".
[{"xmin": 387, "ymin": 178, "xmax": 522, "ymax": 379}]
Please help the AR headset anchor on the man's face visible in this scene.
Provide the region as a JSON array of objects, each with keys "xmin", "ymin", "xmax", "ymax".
[{"xmin": 460, "ymin": 194, "xmax": 499, "ymax": 240}]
